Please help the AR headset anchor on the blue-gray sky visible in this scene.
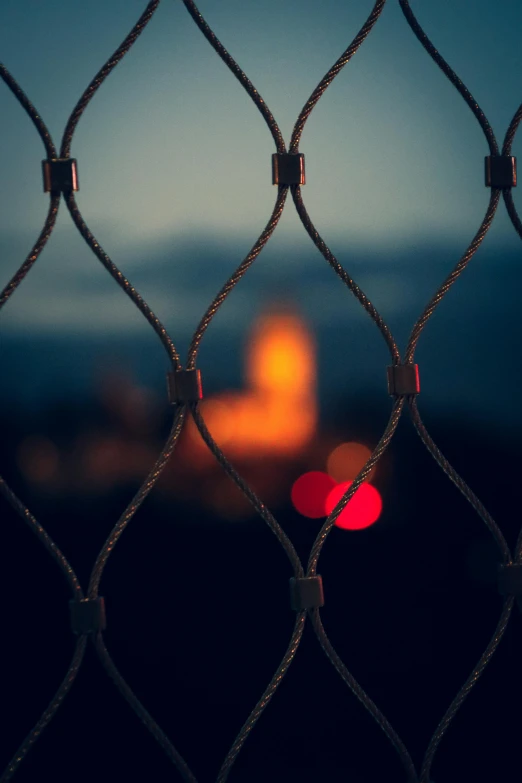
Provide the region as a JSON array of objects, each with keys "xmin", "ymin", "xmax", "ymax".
[{"xmin": 0, "ymin": 1, "xmax": 521, "ymax": 361}]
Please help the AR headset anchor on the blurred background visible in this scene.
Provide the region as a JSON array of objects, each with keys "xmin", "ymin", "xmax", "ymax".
[{"xmin": 1, "ymin": 1, "xmax": 522, "ymax": 781}]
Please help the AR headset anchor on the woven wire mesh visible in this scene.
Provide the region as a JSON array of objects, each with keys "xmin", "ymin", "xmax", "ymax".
[{"xmin": 1, "ymin": 1, "xmax": 521, "ymax": 781}]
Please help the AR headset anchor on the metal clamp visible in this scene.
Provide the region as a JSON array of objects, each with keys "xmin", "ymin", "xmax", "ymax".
[
  {"xmin": 485, "ymin": 156, "xmax": 517, "ymax": 188},
  {"xmin": 167, "ymin": 369, "xmax": 203, "ymax": 404},
  {"xmin": 387, "ymin": 364, "xmax": 420, "ymax": 396},
  {"xmin": 42, "ymin": 158, "xmax": 79, "ymax": 193},
  {"xmin": 69, "ymin": 597, "xmax": 106, "ymax": 635},
  {"xmin": 290, "ymin": 576, "xmax": 324, "ymax": 610},
  {"xmin": 498, "ymin": 564, "xmax": 522, "ymax": 596},
  {"xmin": 272, "ymin": 153, "xmax": 305, "ymax": 185}
]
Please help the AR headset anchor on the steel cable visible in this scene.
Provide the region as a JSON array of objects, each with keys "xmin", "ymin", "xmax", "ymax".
[
  {"xmin": 291, "ymin": 186, "xmax": 400, "ymax": 362},
  {"xmin": 309, "ymin": 606, "xmax": 417, "ymax": 783},
  {"xmin": 186, "ymin": 187, "xmax": 288, "ymax": 368},
  {"xmin": 1, "ymin": 0, "xmax": 520, "ymax": 779},
  {"xmin": 408, "ymin": 399, "xmax": 510, "ymax": 562},
  {"xmin": 180, "ymin": 2, "xmax": 421, "ymax": 778},
  {"xmin": 0, "ymin": 637, "xmax": 88, "ymax": 783},
  {"xmin": 395, "ymin": 3, "xmax": 516, "ymax": 778},
  {"xmin": 502, "ymin": 102, "xmax": 522, "ymax": 239},
  {"xmin": 59, "ymin": 0, "xmax": 162, "ymax": 159},
  {"xmin": 419, "ymin": 599, "xmax": 514, "ymax": 783},
  {"xmin": 289, "ymin": 0, "xmax": 387, "ymax": 153},
  {"xmin": 93, "ymin": 633, "xmax": 197, "ymax": 783},
  {"xmin": 0, "ymin": 478, "xmax": 82, "ymax": 597},
  {"xmin": 87, "ymin": 409, "xmax": 186, "ymax": 597},
  {"xmin": 215, "ymin": 614, "xmax": 306, "ymax": 783},
  {"xmin": 180, "ymin": 0, "xmax": 286, "ymax": 154},
  {"xmin": 397, "ymin": 0, "xmax": 499, "ymax": 156},
  {"xmin": 0, "ymin": 64, "xmax": 59, "ymax": 308},
  {"xmin": 0, "ymin": 4, "xmax": 196, "ymax": 779},
  {"xmin": 0, "ymin": 63, "xmax": 56, "ymax": 158},
  {"xmin": 404, "ymin": 191, "xmax": 501, "ymax": 364},
  {"xmin": 64, "ymin": 193, "xmax": 180, "ymax": 367}
]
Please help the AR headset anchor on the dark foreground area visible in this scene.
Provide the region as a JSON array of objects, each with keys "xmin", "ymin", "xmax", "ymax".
[{"xmin": 1, "ymin": 394, "xmax": 521, "ymax": 783}]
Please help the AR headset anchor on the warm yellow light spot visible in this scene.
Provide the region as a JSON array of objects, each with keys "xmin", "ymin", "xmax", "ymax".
[
  {"xmin": 185, "ymin": 307, "xmax": 317, "ymax": 460},
  {"xmin": 326, "ymin": 442, "xmax": 375, "ymax": 483},
  {"xmin": 247, "ymin": 312, "xmax": 316, "ymax": 396}
]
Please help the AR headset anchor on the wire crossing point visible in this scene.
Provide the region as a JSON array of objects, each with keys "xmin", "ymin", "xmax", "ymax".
[
  {"xmin": 387, "ymin": 364, "xmax": 420, "ymax": 396},
  {"xmin": 42, "ymin": 158, "xmax": 79, "ymax": 193},
  {"xmin": 497, "ymin": 563, "xmax": 522, "ymax": 596},
  {"xmin": 485, "ymin": 156, "xmax": 517, "ymax": 188},
  {"xmin": 290, "ymin": 576, "xmax": 324, "ymax": 610},
  {"xmin": 272, "ymin": 153, "xmax": 305, "ymax": 185},
  {"xmin": 69, "ymin": 598, "xmax": 106, "ymax": 635},
  {"xmin": 167, "ymin": 369, "xmax": 203, "ymax": 404}
]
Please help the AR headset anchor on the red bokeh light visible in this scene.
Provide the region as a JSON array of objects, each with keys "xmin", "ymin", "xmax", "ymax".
[
  {"xmin": 325, "ymin": 481, "xmax": 382, "ymax": 530},
  {"xmin": 291, "ymin": 471, "xmax": 336, "ymax": 519}
]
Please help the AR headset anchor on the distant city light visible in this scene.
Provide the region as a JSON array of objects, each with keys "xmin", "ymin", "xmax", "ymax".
[
  {"xmin": 325, "ymin": 481, "xmax": 382, "ymax": 530},
  {"xmin": 187, "ymin": 306, "xmax": 317, "ymax": 458},
  {"xmin": 326, "ymin": 441, "xmax": 374, "ymax": 483},
  {"xmin": 291, "ymin": 471, "xmax": 336, "ymax": 519}
]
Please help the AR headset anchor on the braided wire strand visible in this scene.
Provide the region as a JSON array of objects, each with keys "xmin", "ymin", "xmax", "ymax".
[
  {"xmin": 502, "ymin": 102, "xmax": 522, "ymax": 239},
  {"xmin": 308, "ymin": 397, "xmax": 404, "ymax": 575},
  {"xmin": 0, "ymin": 637, "xmax": 88, "ymax": 783},
  {"xmin": 180, "ymin": 0, "xmax": 286, "ymax": 153},
  {"xmin": 420, "ymin": 598, "xmax": 514, "ymax": 783},
  {"xmin": 0, "ymin": 63, "xmax": 56, "ymax": 158},
  {"xmin": 0, "ymin": 482, "xmax": 85, "ymax": 780},
  {"xmin": 516, "ymin": 527, "xmax": 522, "ymax": 562},
  {"xmin": 0, "ymin": 197, "xmax": 60, "ymax": 309},
  {"xmin": 64, "ymin": 193, "xmax": 180, "ymax": 366},
  {"xmin": 1, "ymin": 0, "xmax": 519, "ymax": 779},
  {"xmin": 397, "ymin": 0, "xmax": 499, "ymax": 156},
  {"xmin": 292, "ymin": 186, "xmax": 400, "ymax": 362},
  {"xmin": 503, "ymin": 190, "xmax": 522, "ymax": 241},
  {"xmin": 60, "ymin": 0, "xmax": 162, "ymax": 158},
  {"xmin": 0, "ymin": 65, "xmax": 60, "ymax": 306},
  {"xmin": 190, "ymin": 406, "xmax": 303, "ymax": 577},
  {"xmin": 309, "ymin": 607, "xmax": 417, "ymax": 783},
  {"xmin": 187, "ymin": 188, "xmax": 288, "ymax": 367},
  {"xmin": 502, "ymin": 101, "xmax": 522, "ymax": 156},
  {"xmin": 93, "ymin": 634, "xmax": 197, "ymax": 783},
  {"xmin": 57, "ymin": 1, "xmax": 197, "ymax": 763},
  {"xmin": 0, "ymin": 62, "xmax": 83, "ymax": 773},
  {"xmin": 1, "ymin": 7, "xmax": 189, "ymax": 778},
  {"xmin": 216, "ymin": 614, "xmax": 306, "ymax": 783},
  {"xmin": 0, "ymin": 478, "xmax": 82, "ymax": 597},
  {"xmin": 408, "ymin": 399, "xmax": 511, "ymax": 561},
  {"xmin": 393, "ymin": 7, "xmax": 516, "ymax": 777},
  {"xmin": 406, "ymin": 398, "xmax": 514, "ymax": 778},
  {"xmin": 305, "ymin": 401, "xmax": 418, "ymax": 780},
  {"xmin": 405, "ymin": 190, "xmax": 501, "ymax": 363},
  {"xmin": 88, "ymin": 408, "xmax": 186, "ymax": 597},
  {"xmin": 190, "ymin": 405, "xmax": 307, "ymax": 780},
  {"xmin": 289, "ymin": 0, "xmax": 387, "ymax": 153}
]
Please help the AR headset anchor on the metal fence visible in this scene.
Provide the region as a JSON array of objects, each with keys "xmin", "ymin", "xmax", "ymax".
[{"xmin": 1, "ymin": 1, "xmax": 521, "ymax": 781}]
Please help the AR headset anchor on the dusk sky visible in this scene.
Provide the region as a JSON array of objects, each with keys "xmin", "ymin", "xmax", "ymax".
[{"xmin": 0, "ymin": 1, "xmax": 521, "ymax": 382}]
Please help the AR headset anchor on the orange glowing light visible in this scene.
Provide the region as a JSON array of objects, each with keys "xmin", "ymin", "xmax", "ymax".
[
  {"xmin": 247, "ymin": 311, "xmax": 316, "ymax": 396},
  {"xmin": 186, "ymin": 307, "xmax": 317, "ymax": 459},
  {"xmin": 326, "ymin": 442, "xmax": 375, "ymax": 483},
  {"xmin": 291, "ymin": 471, "xmax": 336, "ymax": 519},
  {"xmin": 325, "ymin": 481, "xmax": 382, "ymax": 530}
]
